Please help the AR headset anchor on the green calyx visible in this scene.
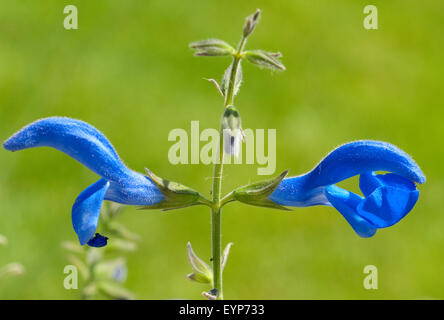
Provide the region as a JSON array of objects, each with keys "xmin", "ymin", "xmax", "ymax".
[
  {"xmin": 233, "ymin": 170, "xmax": 291, "ymax": 210},
  {"xmin": 140, "ymin": 168, "xmax": 205, "ymax": 211}
]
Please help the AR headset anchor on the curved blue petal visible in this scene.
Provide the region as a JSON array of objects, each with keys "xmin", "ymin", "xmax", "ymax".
[
  {"xmin": 3, "ymin": 117, "xmax": 130, "ymax": 182},
  {"xmin": 306, "ymin": 140, "xmax": 425, "ymax": 187},
  {"xmin": 72, "ymin": 179, "xmax": 109, "ymax": 245},
  {"xmin": 325, "ymin": 185, "xmax": 377, "ymax": 238},
  {"xmin": 357, "ymin": 172, "xmax": 419, "ymax": 228},
  {"xmin": 269, "ymin": 141, "xmax": 424, "ymax": 237},
  {"xmin": 270, "ymin": 140, "xmax": 424, "ymax": 207},
  {"xmin": 3, "ymin": 117, "xmax": 165, "ymax": 206}
]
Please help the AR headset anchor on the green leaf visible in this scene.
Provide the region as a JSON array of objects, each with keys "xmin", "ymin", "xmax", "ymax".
[
  {"xmin": 187, "ymin": 242, "xmax": 213, "ymax": 284},
  {"xmin": 221, "ymin": 242, "xmax": 233, "ymax": 271},
  {"xmin": 189, "ymin": 39, "xmax": 235, "ymax": 56},
  {"xmin": 221, "ymin": 63, "xmax": 243, "ymax": 97},
  {"xmin": 244, "ymin": 50, "xmax": 286, "ymax": 71}
]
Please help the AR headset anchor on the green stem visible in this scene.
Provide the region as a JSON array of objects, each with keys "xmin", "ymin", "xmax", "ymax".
[{"xmin": 210, "ymin": 35, "xmax": 247, "ymax": 300}]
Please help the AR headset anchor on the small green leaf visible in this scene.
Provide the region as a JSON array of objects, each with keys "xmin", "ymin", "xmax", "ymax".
[
  {"xmin": 244, "ymin": 50, "xmax": 286, "ymax": 71},
  {"xmin": 187, "ymin": 242, "xmax": 213, "ymax": 285},
  {"xmin": 187, "ymin": 272, "xmax": 211, "ymax": 284},
  {"xmin": 221, "ymin": 63, "xmax": 243, "ymax": 97},
  {"xmin": 221, "ymin": 242, "xmax": 233, "ymax": 271},
  {"xmin": 189, "ymin": 39, "xmax": 235, "ymax": 56}
]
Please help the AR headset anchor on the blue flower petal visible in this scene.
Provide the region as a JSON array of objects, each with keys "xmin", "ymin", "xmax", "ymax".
[
  {"xmin": 270, "ymin": 140, "xmax": 424, "ymax": 207},
  {"xmin": 325, "ymin": 185, "xmax": 377, "ymax": 238},
  {"xmin": 269, "ymin": 141, "xmax": 424, "ymax": 237},
  {"xmin": 72, "ymin": 179, "xmax": 109, "ymax": 245},
  {"xmin": 306, "ymin": 140, "xmax": 425, "ymax": 188},
  {"xmin": 105, "ymin": 175, "xmax": 165, "ymax": 206},
  {"xmin": 3, "ymin": 117, "xmax": 165, "ymax": 206},
  {"xmin": 357, "ymin": 173, "xmax": 419, "ymax": 228},
  {"xmin": 269, "ymin": 176, "xmax": 329, "ymax": 207},
  {"xmin": 3, "ymin": 117, "xmax": 130, "ymax": 182},
  {"xmin": 87, "ymin": 233, "xmax": 109, "ymax": 248}
]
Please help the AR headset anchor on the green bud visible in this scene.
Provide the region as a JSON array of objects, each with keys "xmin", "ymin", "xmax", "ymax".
[
  {"xmin": 233, "ymin": 170, "xmax": 291, "ymax": 210},
  {"xmin": 187, "ymin": 242, "xmax": 213, "ymax": 284},
  {"xmin": 140, "ymin": 169, "xmax": 203, "ymax": 211},
  {"xmin": 244, "ymin": 50, "xmax": 286, "ymax": 71},
  {"xmin": 189, "ymin": 39, "xmax": 235, "ymax": 56},
  {"xmin": 222, "ymin": 105, "xmax": 245, "ymax": 156},
  {"xmin": 243, "ymin": 9, "xmax": 261, "ymax": 38}
]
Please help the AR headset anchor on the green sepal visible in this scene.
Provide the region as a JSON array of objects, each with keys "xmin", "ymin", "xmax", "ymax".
[
  {"xmin": 140, "ymin": 168, "xmax": 202, "ymax": 211},
  {"xmin": 233, "ymin": 170, "xmax": 291, "ymax": 210}
]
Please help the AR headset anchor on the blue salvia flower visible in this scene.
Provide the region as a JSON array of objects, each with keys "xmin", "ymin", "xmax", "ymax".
[
  {"xmin": 3, "ymin": 117, "xmax": 165, "ymax": 247},
  {"xmin": 269, "ymin": 141, "xmax": 425, "ymax": 237}
]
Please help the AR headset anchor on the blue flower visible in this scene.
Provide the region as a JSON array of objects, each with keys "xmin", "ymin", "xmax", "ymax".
[
  {"xmin": 3, "ymin": 117, "xmax": 164, "ymax": 246},
  {"xmin": 269, "ymin": 141, "xmax": 425, "ymax": 237}
]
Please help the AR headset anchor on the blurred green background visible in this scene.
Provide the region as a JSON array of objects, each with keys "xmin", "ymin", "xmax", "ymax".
[{"xmin": 0, "ymin": 0, "xmax": 443, "ymax": 299}]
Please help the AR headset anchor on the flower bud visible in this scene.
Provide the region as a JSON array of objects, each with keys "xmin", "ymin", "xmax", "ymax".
[
  {"xmin": 222, "ymin": 106, "xmax": 244, "ymax": 156},
  {"xmin": 243, "ymin": 9, "xmax": 261, "ymax": 38}
]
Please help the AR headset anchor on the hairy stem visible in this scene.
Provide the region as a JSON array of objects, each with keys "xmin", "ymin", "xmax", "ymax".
[{"xmin": 210, "ymin": 35, "xmax": 247, "ymax": 300}]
